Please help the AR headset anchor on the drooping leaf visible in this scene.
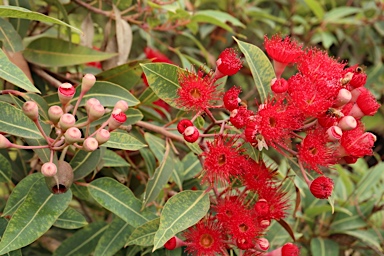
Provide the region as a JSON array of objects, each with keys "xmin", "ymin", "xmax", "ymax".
[
  {"xmin": 103, "ymin": 149, "xmax": 130, "ymax": 167},
  {"xmin": 153, "ymin": 190, "xmax": 210, "ymax": 251},
  {"xmin": 145, "ymin": 133, "xmax": 165, "ymax": 161},
  {"xmin": 234, "ymin": 38, "xmax": 274, "ymax": 103},
  {"xmin": 0, "ymin": 176, "xmax": 72, "ymax": 255},
  {"xmin": 23, "ymin": 37, "xmax": 116, "ymax": 67},
  {"xmin": 71, "ymin": 148, "xmax": 103, "ymax": 180},
  {"xmin": 0, "ymin": 154, "xmax": 12, "ymax": 183},
  {"xmin": 191, "ymin": 10, "xmax": 245, "ymax": 33},
  {"xmin": 114, "ymin": 5, "xmax": 132, "ymax": 65},
  {"xmin": 323, "ymin": 7, "xmax": 361, "ymax": 23},
  {"xmin": 0, "ymin": 18, "xmax": 23, "ymax": 52},
  {"xmin": 8, "ymin": 0, "xmax": 31, "ymax": 38},
  {"xmin": 102, "ymin": 132, "xmax": 146, "ymax": 151},
  {"xmin": 310, "ymin": 237, "xmax": 339, "ymax": 256},
  {"xmin": 340, "ymin": 230, "xmax": 381, "ymax": 251},
  {"xmin": 0, "ymin": 6, "xmax": 81, "ymax": 33},
  {"xmin": 0, "ymin": 49, "xmax": 40, "ymax": 93},
  {"xmin": 53, "ymin": 222, "xmax": 108, "ymax": 256},
  {"xmin": 126, "ymin": 218, "xmax": 160, "ymax": 246},
  {"xmin": 53, "ymin": 207, "xmax": 88, "ymax": 229},
  {"xmin": 94, "ymin": 217, "xmax": 134, "ymax": 256},
  {"xmin": 171, "ymin": 158, "xmax": 184, "ymax": 190},
  {"xmin": 88, "ymin": 177, "xmax": 157, "ymax": 227}
]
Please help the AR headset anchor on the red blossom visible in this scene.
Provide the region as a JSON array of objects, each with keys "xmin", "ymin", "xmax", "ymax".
[
  {"xmin": 310, "ymin": 176, "xmax": 334, "ymax": 199},
  {"xmin": 264, "ymin": 35, "xmax": 303, "ymax": 64},
  {"xmin": 242, "ymin": 159, "xmax": 276, "ymax": 195},
  {"xmin": 215, "ymin": 196, "xmax": 247, "ymax": 228},
  {"xmin": 144, "ymin": 47, "xmax": 173, "ymax": 64},
  {"xmin": 343, "ymin": 65, "xmax": 367, "ymax": 88},
  {"xmin": 258, "ymin": 187, "xmax": 290, "ymax": 221},
  {"xmin": 281, "ymin": 243, "xmax": 300, "ymax": 256},
  {"xmin": 223, "ymin": 86, "xmax": 242, "ymax": 111},
  {"xmin": 340, "ymin": 122, "xmax": 376, "ymax": 158},
  {"xmin": 355, "ymin": 88, "xmax": 380, "ymax": 116},
  {"xmin": 230, "ymin": 106, "xmax": 252, "ymax": 129},
  {"xmin": 228, "ymin": 210, "xmax": 260, "ymax": 250},
  {"xmin": 216, "ymin": 48, "xmax": 242, "ymax": 76}
]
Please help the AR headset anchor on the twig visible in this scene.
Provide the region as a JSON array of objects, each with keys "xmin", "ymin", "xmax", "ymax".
[
  {"xmin": 31, "ymin": 66, "xmax": 61, "ymax": 88},
  {"xmin": 136, "ymin": 121, "xmax": 184, "ymax": 143}
]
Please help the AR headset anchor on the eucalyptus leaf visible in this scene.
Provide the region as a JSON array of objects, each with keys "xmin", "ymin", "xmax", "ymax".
[
  {"xmin": 126, "ymin": 218, "xmax": 160, "ymax": 246},
  {"xmin": 53, "ymin": 207, "xmax": 88, "ymax": 229},
  {"xmin": 71, "ymin": 148, "xmax": 103, "ymax": 180},
  {"xmin": 103, "ymin": 149, "xmax": 130, "ymax": 167},
  {"xmin": 0, "ymin": 154, "xmax": 12, "ymax": 183},
  {"xmin": 102, "ymin": 132, "xmax": 146, "ymax": 151},
  {"xmin": 0, "ymin": 18, "xmax": 23, "ymax": 52}
]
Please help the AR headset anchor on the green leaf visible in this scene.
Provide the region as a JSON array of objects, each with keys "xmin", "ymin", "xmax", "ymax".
[
  {"xmin": 305, "ymin": 205, "xmax": 352, "ymax": 218},
  {"xmin": 341, "ymin": 230, "xmax": 381, "ymax": 251},
  {"xmin": 1, "ymin": 173, "xmax": 42, "ymax": 217},
  {"xmin": 355, "ymin": 162, "xmax": 384, "ymax": 199},
  {"xmin": 88, "ymin": 177, "xmax": 157, "ymax": 227},
  {"xmin": 53, "ymin": 207, "xmax": 88, "ymax": 229},
  {"xmin": 303, "ymin": 0, "xmax": 324, "ymax": 19},
  {"xmin": 0, "ymin": 49, "xmax": 40, "ymax": 93},
  {"xmin": 43, "ymin": 0, "xmax": 72, "ymax": 43},
  {"xmin": 0, "ymin": 154, "xmax": 12, "ymax": 183},
  {"xmin": 140, "ymin": 147, "xmax": 156, "ymax": 176},
  {"xmin": 145, "ymin": 133, "xmax": 165, "ymax": 161},
  {"xmin": 186, "ymin": 141, "xmax": 203, "ymax": 155},
  {"xmin": 103, "ymin": 149, "xmax": 130, "ymax": 167},
  {"xmin": 102, "ymin": 132, "xmax": 147, "ymax": 151},
  {"xmin": 94, "ymin": 217, "xmax": 134, "ymax": 256},
  {"xmin": 0, "ymin": 18, "xmax": 23, "ymax": 52},
  {"xmin": 141, "ymin": 63, "xmax": 185, "ymax": 110},
  {"xmin": 53, "ymin": 222, "xmax": 108, "ymax": 256},
  {"xmin": 124, "ymin": 108, "xmax": 143, "ymax": 125},
  {"xmin": 0, "ymin": 175, "xmax": 72, "ymax": 255},
  {"xmin": 126, "ymin": 218, "xmax": 160, "ymax": 246},
  {"xmin": 139, "ymin": 87, "xmax": 159, "ymax": 105},
  {"xmin": 191, "ymin": 10, "xmax": 245, "ymax": 33},
  {"xmin": 234, "ymin": 38, "xmax": 274, "ymax": 103},
  {"xmin": 182, "ymin": 152, "xmax": 202, "ymax": 180},
  {"xmin": 324, "ymin": 7, "xmax": 361, "ymax": 23},
  {"xmin": 153, "ymin": 190, "xmax": 210, "ymax": 251},
  {"xmin": 0, "ymin": 6, "xmax": 81, "ymax": 33},
  {"xmin": 8, "ymin": 0, "xmax": 31, "ymax": 39},
  {"xmin": 23, "ymin": 37, "xmax": 116, "ymax": 67},
  {"xmin": 71, "ymin": 148, "xmax": 103, "ymax": 180},
  {"xmin": 310, "ymin": 238, "xmax": 339, "ymax": 256},
  {"xmin": 24, "ymin": 138, "xmax": 51, "ymax": 163},
  {"xmin": 171, "ymin": 158, "xmax": 184, "ymax": 190}
]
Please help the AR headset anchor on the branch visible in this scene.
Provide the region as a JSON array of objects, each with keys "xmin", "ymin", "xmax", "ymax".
[{"xmin": 136, "ymin": 121, "xmax": 185, "ymax": 143}]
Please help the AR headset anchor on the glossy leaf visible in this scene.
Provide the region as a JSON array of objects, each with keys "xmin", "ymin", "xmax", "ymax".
[
  {"xmin": 0, "ymin": 18, "xmax": 23, "ymax": 52},
  {"xmin": 310, "ymin": 238, "xmax": 339, "ymax": 256},
  {"xmin": 182, "ymin": 152, "xmax": 202, "ymax": 180},
  {"xmin": 0, "ymin": 5, "xmax": 81, "ymax": 33},
  {"xmin": 103, "ymin": 149, "xmax": 130, "ymax": 167},
  {"xmin": 88, "ymin": 177, "xmax": 157, "ymax": 227},
  {"xmin": 145, "ymin": 133, "xmax": 165, "ymax": 161},
  {"xmin": 0, "ymin": 176, "xmax": 72, "ymax": 255},
  {"xmin": 153, "ymin": 190, "xmax": 210, "ymax": 251},
  {"xmin": 102, "ymin": 132, "xmax": 147, "ymax": 151},
  {"xmin": 53, "ymin": 207, "xmax": 88, "ymax": 229},
  {"xmin": 303, "ymin": 0, "xmax": 324, "ymax": 19},
  {"xmin": 0, "ymin": 154, "xmax": 12, "ymax": 183},
  {"xmin": 234, "ymin": 38, "xmax": 274, "ymax": 103},
  {"xmin": 141, "ymin": 63, "xmax": 185, "ymax": 110},
  {"xmin": 94, "ymin": 217, "xmax": 134, "ymax": 256},
  {"xmin": 0, "ymin": 49, "xmax": 40, "ymax": 93},
  {"xmin": 143, "ymin": 143, "xmax": 175, "ymax": 207},
  {"xmin": 71, "ymin": 148, "xmax": 103, "ymax": 180},
  {"xmin": 23, "ymin": 37, "xmax": 116, "ymax": 67},
  {"xmin": 124, "ymin": 108, "xmax": 144, "ymax": 125},
  {"xmin": 191, "ymin": 10, "xmax": 245, "ymax": 33},
  {"xmin": 126, "ymin": 218, "xmax": 160, "ymax": 246},
  {"xmin": 54, "ymin": 222, "xmax": 108, "ymax": 256}
]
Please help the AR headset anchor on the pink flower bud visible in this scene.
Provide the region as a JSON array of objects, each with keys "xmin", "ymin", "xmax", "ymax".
[
  {"xmin": 88, "ymin": 103, "xmax": 105, "ymax": 122},
  {"xmin": 48, "ymin": 105, "xmax": 63, "ymax": 124},
  {"xmin": 114, "ymin": 100, "xmax": 129, "ymax": 113},
  {"xmin": 59, "ymin": 113, "xmax": 76, "ymax": 132},
  {"xmin": 64, "ymin": 127, "xmax": 82, "ymax": 144},
  {"xmin": 350, "ymin": 87, "xmax": 365, "ymax": 102},
  {"xmin": 85, "ymin": 98, "xmax": 100, "ymax": 112},
  {"xmin": 41, "ymin": 162, "xmax": 57, "ymax": 177},
  {"xmin": 96, "ymin": 129, "xmax": 110, "ymax": 145},
  {"xmin": 177, "ymin": 119, "xmax": 193, "ymax": 134},
  {"xmin": 259, "ymin": 219, "xmax": 271, "ymax": 229},
  {"xmin": 347, "ymin": 104, "xmax": 365, "ymax": 119},
  {"xmin": 310, "ymin": 176, "xmax": 334, "ymax": 199},
  {"xmin": 338, "ymin": 116, "xmax": 357, "ymax": 131},
  {"xmin": 81, "ymin": 73, "xmax": 96, "ymax": 93},
  {"xmin": 108, "ymin": 108, "xmax": 126, "ymax": 131},
  {"xmin": 83, "ymin": 137, "xmax": 98, "ymax": 152},
  {"xmin": 183, "ymin": 126, "xmax": 199, "ymax": 143},
  {"xmin": 0, "ymin": 134, "xmax": 11, "ymax": 148},
  {"xmin": 164, "ymin": 236, "xmax": 186, "ymax": 250},
  {"xmin": 256, "ymin": 238, "xmax": 270, "ymax": 251},
  {"xmin": 334, "ymin": 88, "xmax": 351, "ymax": 107},
  {"xmin": 326, "ymin": 126, "xmax": 342, "ymax": 141},
  {"xmin": 22, "ymin": 101, "xmax": 39, "ymax": 121},
  {"xmin": 58, "ymin": 82, "xmax": 76, "ymax": 106},
  {"xmin": 271, "ymin": 78, "xmax": 288, "ymax": 93}
]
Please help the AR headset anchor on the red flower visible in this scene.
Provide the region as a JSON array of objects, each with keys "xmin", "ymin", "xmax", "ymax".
[
  {"xmin": 216, "ymin": 48, "xmax": 242, "ymax": 76},
  {"xmin": 242, "ymin": 159, "xmax": 276, "ymax": 195},
  {"xmin": 230, "ymin": 106, "xmax": 252, "ymax": 129},
  {"xmin": 215, "ymin": 196, "xmax": 247, "ymax": 228},
  {"xmin": 340, "ymin": 123, "xmax": 376, "ymax": 158},
  {"xmin": 281, "ymin": 243, "xmax": 300, "ymax": 256},
  {"xmin": 355, "ymin": 88, "xmax": 380, "ymax": 116},
  {"xmin": 264, "ymin": 35, "xmax": 303, "ymax": 64},
  {"xmin": 223, "ymin": 86, "xmax": 242, "ymax": 111},
  {"xmin": 343, "ymin": 65, "xmax": 367, "ymax": 88},
  {"xmin": 144, "ymin": 47, "xmax": 173, "ymax": 64},
  {"xmin": 177, "ymin": 119, "xmax": 193, "ymax": 134},
  {"xmin": 177, "ymin": 69, "xmax": 219, "ymax": 111},
  {"xmin": 183, "ymin": 218, "xmax": 226, "ymax": 256},
  {"xmin": 310, "ymin": 176, "xmax": 334, "ymax": 199},
  {"xmin": 228, "ymin": 210, "xmax": 260, "ymax": 250}
]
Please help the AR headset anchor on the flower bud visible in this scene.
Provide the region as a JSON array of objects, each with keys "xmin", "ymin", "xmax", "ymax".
[
  {"xmin": 85, "ymin": 98, "xmax": 100, "ymax": 112},
  {"xmin": 41, "ymin": 162, "xmax": 57, "ymax": 177},
  {"xmin": 215, "ymin": 48, "xmax": 242, "ymax": 78},
  {"xmin": 114, "ymin": 100, "xmax": 129, "ymax": 113},
  {"xmin": 83, "ymin": 137, "xmax": 98, "ymax": 152},
  {"xmin": 183, "ymin": 126, "xmax": 199, "ymax": 143},
  {"xmin": 310, "ymin": 176, "xmax": 334, "ymax": 199},
  {"xmin": 22, "ymin": 101, "xmax": 39, "ymax": 121},
  {"xmin": 256, "ymin": 238, "xmax": 270, "ymax": 251},
  {"xmin": 271, "ymin": 78, "xmax": 288, "ymax": 93},
  {"xmin": 96, "ymin": 129, "xmax": 110, "ymax": 145},
  {"xmin": 164, "ymin": 236, "xmax": 186, "ymax": 250},
  {"xmin": 259, "ymin": 219, "xmax": 271, "ymax": 229},
  {"xmin": 64, "ymin": 127, "xmax": 82, "ymax": 144},
  {"xmin": 58, "ymin": 82, "xmax": 76, "ymax": 106},
  {"xmin": 108, "ymin": 108, "xmax": 127, "ymax": 131},
  {"xmin": 81, "ymin": 73, "xmax": 96, "ymax": 93},
  {"xmin": 326, "ymin": 126, "xmax": 342, "ymax": 141},
  {"xmin": 88, "ymin": 103, "xmax": 105, "ymax": 122},
  {"xmin": 334, "ymin": 88, "xmax": 351, "ymax": 107},
  {"xmin": 356, "ymin": 89, "xmax": 380, "ymax": 116},
  {"xmin": 223, "ymin": 86, "xmax": 241, "ymax": 111},
  {"xmin": 282, "ymin": 243, "xmax": 300, "ymax": 256},
  {"xmin": 0, "ymin": 134, "xmax": 11, "ymax": 148},
  {"xmin": 45, "ymin": 160, "xmax": 73, "ymax": 194},
  {"xmin": 347, "ymin": 104, "xmax": 365, "ymax": 119},
  {"xmin": 177, "ymin": 119, "xmax": 193, "ymax": 134},
  {"xmin": 59, "ymin": 114, "xmax": 76, "ymax": 132},
  {"xmin": 337, "ymin": 116, "xmax": 357, "ymax": 131},
  {"xmin": 48, "ymin": 106, "xmax": 63, "ymax": 124}
]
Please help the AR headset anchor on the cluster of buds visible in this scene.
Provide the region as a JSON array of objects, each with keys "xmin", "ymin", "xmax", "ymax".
[
  {"xmin": 165, "ymin": 35, "xmax": 379, "ymax": 255},
  {"xmin": 1, "ymin": 74, "xmax": 128, "ymax": 193}
]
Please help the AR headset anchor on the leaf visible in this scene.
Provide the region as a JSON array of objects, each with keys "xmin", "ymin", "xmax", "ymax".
[
  {"xmin": 124, "ymin": 108, "xmax": 144, "ymax": 125},
  {"xmin": 0, "ymin": 176, "xmax": 72, "ymax": 255},
  {"xmin": 186, "ymin": 141, "xmax": 203, "ymax": 155},
  {"xmin": 53, "ymin": 222, "xmax": 108, "ymax": 256},
  {"xmin": 0, "ymin": 49, "xmax": 40, "ymax": 93},
  {"xmin": 191, "ymin": 10, "xmax": 245, "ymax": 33},
  {"xmin": 71, "ymin": 148, "xmax": 103, "ymax": 180},
  {"xmin": 94, "ymin": 217, "xmax": 134, "ymax": 256},
  {"xmin": 114, "ymin": 5, "xmax": 132, "ymax": 65},
  {"xmin": 182, "ymin": 152, "xmax": 202, "ymax": 180},
  {"xmin": 24, "ymin": 138, "xmax": 51, "ymax": 163},
  {"xmin": 324, "ymin": 7, "xmax": 361, "ymax": 23},
  {"xmin": 53, "ymin": 207, "xmax": 88, "ymax": 229},
  {"xmin": 0, "ymin": 6, "xmax": 81, "ymax": 34},
  {"xmin": 80, "ymin": 13, "xmax": 94, "ymax": 47},
  {"xmin": 0, "ymin": 18, "xmax": 23, "ymax": 52},
  {"xmin": 43, "ymin": 0, "xmax": 72, "ymax": 43},
  {"xmin": 0, "ymin": 154, "xmax": 12, "ymax": 183},
  {"xmin": 141, "ymin": 63, "xmax": 185, "ymax": 110},
  {"xmin": 171, "ymin": 158, "xmax": 184, "ymax": 190},
  {"xmin": 88, "ymin": 177, "xmax": 157, "ymax": 227},
  {"xmin": 341, "ymin": 230, "xmax": 381, "ymax": 251},
  {"xmin": 126, "ymin": 218, "xmax": 160, "ymax": 246},
  {"xmin": 234, "ymin": 38, "xmax": 274, "ymax": 103},
  {"xmin": 102, "ymin": 132, "xmax": 147, "ymax": 151},
  {"xmin": 140, "ymin": 148, "xmax": 156, "ymax": 176},
  {"xmin": 23, "ymin": 37, "xmax": 116, "ymax": 67},
  {"xmin": 1, "ymin": 173, "xmax": 42, "ymax": 217},
  {"xmin": 355, "ymin": 162, "xmax": 384, "ymax": 199},
  {"xmin": 153, "ymin": 190, "xmax": 210, "ymax": 251},
  {"xmin": 143, "ymin": 142, "xmax": 175, "ymax": 207},
  {"xmin": 103, "ymin": 149, "xmax": 130, "ymax": 167},
  {"xmin": 310, "ymin": 238, "xmax": 339, "ymax": 256},
  {"xmin": 303, "ymin": 0, "xmax": 324, "ymax": 19},
  {"xmin": 145, "ymin": 133, "xmax": 165, "ymax": 161},
  {"xmin": 8, "ymin": 0, "xmax": 31, "ymax": 39},
  {"xmin": 44, "ymin": 81, "xmax": 140, "ymax": 107}
]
